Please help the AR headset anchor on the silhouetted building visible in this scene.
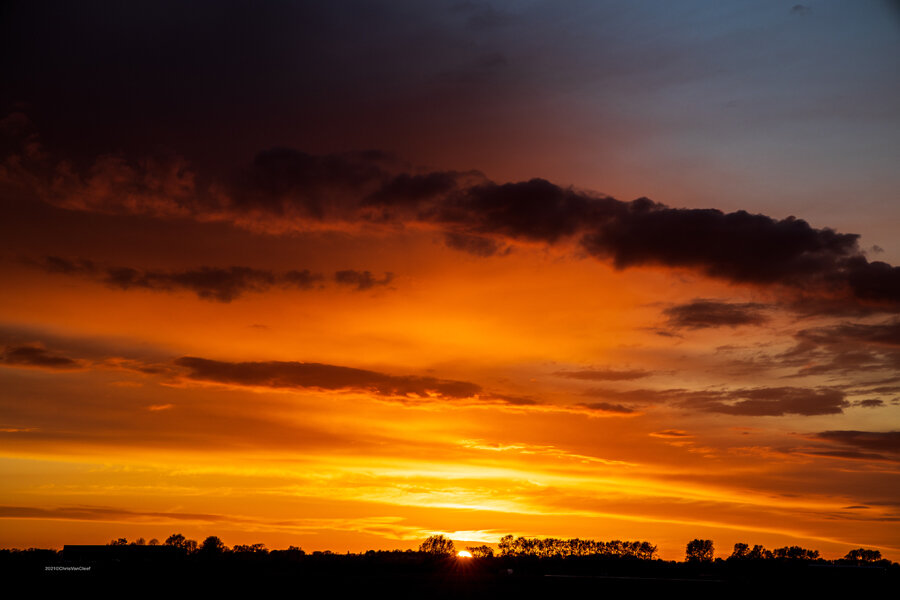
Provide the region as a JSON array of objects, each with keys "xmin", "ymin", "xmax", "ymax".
[{"xmin": 63, "ymin": 545, "xmax": 181, "ymax": 562}]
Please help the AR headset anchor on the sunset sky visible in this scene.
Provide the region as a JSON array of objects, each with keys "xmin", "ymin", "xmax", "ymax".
[{"xmin": 1, "ymin": 1, "xmax": 899, "ymax": 560}]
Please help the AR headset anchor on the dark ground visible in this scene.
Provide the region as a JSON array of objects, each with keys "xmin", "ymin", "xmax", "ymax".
[{"xmin": 3, "ymin": 549, "xmax": 896, "ymax": 597}]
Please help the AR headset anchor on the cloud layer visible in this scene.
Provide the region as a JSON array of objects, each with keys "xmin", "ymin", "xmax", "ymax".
[
  {"xmin": 585, "ymin": 386, "xmax": 848, "ymax": 417},
  {"xmin": 175, "ymin": 356, "xmax": 485, "ymax": 401},
  {"xmin": 813, "ymin": 430, "xmax": 900, "ymax": 455},
  {"xmin": 4, "ymin": 141, "xmax": 898, "ymax": 311},
  {"xmin": 663, "ymin": 300, "xmax": 768, "ymax": 329},
  {"xmin": 0, "ymin": 344, "xmax": 80, "ymax": 369},
  {"xmin": 30, "ymin": 256, "xmax": 392, "ymax": 301}
]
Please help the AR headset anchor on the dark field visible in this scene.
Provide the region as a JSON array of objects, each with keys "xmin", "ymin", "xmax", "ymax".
[{"xmin": 4, "ymin": 549, "xmax": 896, "ymax": 597}]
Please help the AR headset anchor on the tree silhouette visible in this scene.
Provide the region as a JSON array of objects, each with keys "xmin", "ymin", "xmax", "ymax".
[
  {"xmin": 493, "ymin": 535, "xmax": 656, "ymax": 558},
  {"xmin": 685, "ymin": 539, "xmax": 714, "ymax": 562},
  {"xmin": 637, "ymin": 541, "xmax": 658, "ymax": 560},
  {"xmin": 731, "ymin": 543, "xmax": 750, "ymax": 559},
  {"xmin": 200, "ymin": 536, "xmax": 226, "ymax": 554},
  {"xmin": 418, "ymin": 535, "xmax": 455, "ymax": 556},
  {"xmin": 772, "ymin": 546, "xmax": 819, "ymax": 560},
  {"xmin": 843, "ymin": 548, "xmax": 881, "ymax": 563},
  {"xmin": 233, "ymin": 543, "xmax": 268, "ymax": 554},
  {"xmin": 165, "ymin": 533, "xmax": 198, "ymax": 553},
  {"xmin": 498, "ymin": 535, "xmax": 515, "ymax": 557},
  {"xmin": 747, "ymin": 544, "xmax": 772, "ymax": 559},
  {"xmin": 466, "ymin": 545, "xmax": 494, "ymax": 558}
]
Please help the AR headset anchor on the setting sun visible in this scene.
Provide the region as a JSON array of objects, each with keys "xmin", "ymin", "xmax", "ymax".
[{"xmin": 457, "ymin": 550, "xmax": 473, "ymax": 559}]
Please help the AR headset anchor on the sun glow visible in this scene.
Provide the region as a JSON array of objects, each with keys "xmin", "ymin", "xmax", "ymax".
[{"xmin": 457, "ymin": 550, "xmax": 473, "ymax": 558}]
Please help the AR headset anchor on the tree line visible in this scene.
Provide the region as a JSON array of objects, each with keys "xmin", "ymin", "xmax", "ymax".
[
  {"xmin": 686, "ymin": 538, "xmax": 885, "ymax": 564},
  {"xmin": 107, "ymin": 534, "xmax": 302, "ymax": 556},
  {"xmin": 95, "ymin": 533, "xmax": 887, "ymax": 565},
  {"xmin": 495, "ymin": 535, "xmax": 658, "ymax": 559}
]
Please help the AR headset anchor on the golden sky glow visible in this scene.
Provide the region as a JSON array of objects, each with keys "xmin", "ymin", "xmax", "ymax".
[{"xmin": 2, "ymin": 229, "xmax": 898, "ymax": 559}]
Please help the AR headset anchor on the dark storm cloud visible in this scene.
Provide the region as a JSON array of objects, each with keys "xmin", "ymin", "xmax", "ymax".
[
  {"xmin": 1, "ymin": 326, "xmax": 528, "ymax": 407},
  {"xmin": 585, "ymin": 386, "xmax": 848, "ymax": 416},
  {"xmin": 663, "ymin": 300, "xmax": 768, "ymax": 329},
  {"xmin": 116, "ymin": 162, "xmax": 900, "ymax": 310},
  {"xmin": 7, "ymin": 129, "xmax": 900, "ymax": 309},
  {"xmin": 852, "ymin": 398, "xmax": 884, "ymax": 408},
  {"xmin": 489, "ymin": 394, "xmax": 539, "ymax": 406},
  {"xmin": 31, "ymin": 256, "xmax": 411, "ymax": 301},
  {"xmin": 578, "ymin": 202, "xmax": 865, "ymax": 287},
  {"xmin": 576, "ymin": 402, "xmax": 635, "ymax": 414},
  {"xmin": 104, "ymin": 266, "xmax": 278, "ymax": 302},
  {"xmin": 374, "ymin": 172, "xmax": 899, "ymax": 310},
  {"xmin": 840, "ymin": 257, "xmax": 900, "ymax": 306},
  {"xmin": 0, "ymin": 344, "xmax": 80, "ymax": 369},
  {"xmin": 443, "ymin": 232, "xmax": 505, "ymax": 257},
  {"xmin": 804, "ymin": 450, "xmax": 895, "ymax": 462},
  {"xmin": 37, "ymin": 257, "xmax": 285, "ymax": 302},
  {"xmin": 0, "ymin": 505, "xmax": 230, "ymax": 523},
  {"xmin": 821, "ymin": 320, "xmax": 900, "ymax": 347},
  {"xmin": 555, "ymin": 368, "xmax": 652, "ymax": 381},
  {"xmin": 364, "ymin": 172, "xmax": 460, "ymax": 207},
  {"xmin": 0, "ymin": 324, "xmax": 174, "ymax": 373},
  {"xmin": 702, "ymin": 387, "xmax": 847, "ymax": 416},
  {"xmin": 433, "ymin": 178, "xmax": 609, "ymax": 243},
  {"xmin": 231, "ymin": 148, "xmax": 391, "ymax": 219},
  {"xmin": 650, "ymin": 429, "xmax": 691, "ymax": 438},
  {"xmin": 32, "ymin": 255, "xmax": 96, "ymax": 274},
  {"xmin": 283, "ymin": 269, "xmax": 323, "ymax": 289},
  {"xmin": 813, "ymin": 430, "xmax": 900, "ymax": 454},
  {"xmin": 778, "ymin": 319, "xmax": 900, "ymax": 376},
  {"xmin": 175, "ymin": 356, "xmax": 484, "ymax": 401},
  {"xmin": 333, "ymin": 270, "xmax": 393, "ymax": 291}
]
